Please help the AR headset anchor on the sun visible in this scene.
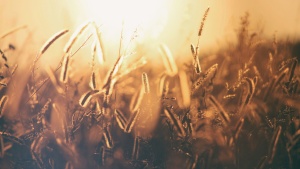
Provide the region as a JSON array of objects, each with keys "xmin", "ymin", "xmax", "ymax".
[{"xmin": 80, "ymin": 0, "xmax": 169, "ymax": 41}]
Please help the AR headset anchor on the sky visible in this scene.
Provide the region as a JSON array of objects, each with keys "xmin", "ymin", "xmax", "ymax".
[{"xmin": 1, "ymin": 0, "xmax": 299, "ymax": 61}]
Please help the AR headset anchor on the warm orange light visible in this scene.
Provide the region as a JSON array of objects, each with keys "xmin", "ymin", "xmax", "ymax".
[{"xmin": 81, "ymin": 0, "xmax": 169, "ymax": 42}]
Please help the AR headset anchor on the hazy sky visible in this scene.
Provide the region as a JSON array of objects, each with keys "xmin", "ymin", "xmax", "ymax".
[{"xmin": 1, "ymin": 0, "xmax": 299, "ymax": 56}]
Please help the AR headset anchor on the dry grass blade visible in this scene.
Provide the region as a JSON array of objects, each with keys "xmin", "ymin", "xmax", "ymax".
[
  {"xmin": 263, "ymin": 78, "xmax": 275, "ymax": 101},
  {"xmin": 102, "ymin": 55, "xmax": 124, "ymax": 93},
  {"xmin": 279, "ymin": 58, "xmax": 298, "ymax": 82},
  {"xmin": 31, "ymin": 144, "xmax": 44, "ymax": 168},
  {"xmin": 244, "ymin": 77, "xmax": 255, "ymax": 106},
  {"xmin": 132, "ymin": 136, "xmax": 140, "ymax": 160},
  {"xmin": 114, "ymin": 57, "xmax": 147, "ymax": 80},
  {"xmin": 45, "ymin": 66, "xmax": 64, "ymax": 94},
  {"xmin": 256, "ymin": 156, "xmax": 267, "ymax": 169},
  {"xmin": 64, "ymin": 21, "xmax": 91, "ymax": 53},
  {"xmin": 114, "ymin": 109, "xmax": 127, "ymax": 130},
  {"xmin": 11, "ymin": 64, "xmax": 18, "ymax": 76},
  {"xmin": 103, "ymin": 126, "xmax": 114, "ymax": 148},
  {"xmin": 239, "ymin": 77, "xmax": 256, "ymax": 113},
  {"xmin": 60, "ymin": 54, "xmax": 70, "ymax": 83},
  {"xmin": 178, "ymin": 71, "xmax": 191, "ymax": 108},
  {"xmin": 264, "ymin": 68, "xmax": 289, "ymax": 101},
  {"xmin": 79, "ymin": 90, "xmax": 100, "ymax": 108},
  {"xmin": 142, "ymin": 72, "xmax": 150, "ymax": 94},
  {"xmin": 234, "ymin": 118, "xmax": 244, "ymax": 140},
  {"xmin": 0, "ymin": 135, "xmax": 4, "ymax": 158},
  {"xmin": 157, "ymin": 74, "xmax": 168, "ymax": 97},
  {"xmin": 53, "ymin": 103, "xmax": 68, "ymax": 142},
  {"xmin": 267, "ymin": 126, "xmax": 282, "ymax": 164},
  {"xmin": 129, "ymin": 85, "xmax": 145, "ymax": 112},
  {"xmin": 191, "ymin": 44, "xmax": 202, "ymax": 74},
  {"xmin": 65, "ymin": 161, "xmax": 73, "ymax": 169},
  {"xmin": 191, "ymin": 44, "xmax": 196, "ymax": 56},
  {"xmin": 191, "ymin": 154, "xmax": 199, "ymax": 169},
  {"xmin": 208, "ymin": 95, "xmax": 230, "ymax": 124},
  {"xmin": 164, "ymin": 107, "xmax": 186, "ymax": 137},
  {"xmin": 0, "ymin": 132, "xmax": 24, "ymax": 145},
  {"xmin": 288, "ymin": 58, "xmax": 297, "ymax": 82},
  {"xmin": 0, "ymin": 25, "xmax": 27, "ymax": 39},
  {"xmin": 194, "ymin": 56, "xmax": 202, "ymax": 74},
  {"xmin": 0, "ymin": 95, "xmax": 8, "ymax": 117},
  {"xmin": 92, "ymin": 22, "xmax": 106, "ymax": 63},
  {"xmin": 124, "ymin": 109, "xmax": 141, "ymax": 133},
  {"xmin": 274, "ymin": 68, "xmax": 289, "ymax": 88},
  {"xmin": 158, "ymin": 44, "xmax": 178, "ymax": 77}
]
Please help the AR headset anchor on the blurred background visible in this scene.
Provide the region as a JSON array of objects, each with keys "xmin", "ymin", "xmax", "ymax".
[{"xmin": 1, "ymin": 0, "xmax": 300, "ymax": 64}]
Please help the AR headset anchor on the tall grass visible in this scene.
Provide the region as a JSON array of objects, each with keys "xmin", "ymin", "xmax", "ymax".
[{"xmin": 0, "ymin": 12, "xmax": 299, "ymax": 169}]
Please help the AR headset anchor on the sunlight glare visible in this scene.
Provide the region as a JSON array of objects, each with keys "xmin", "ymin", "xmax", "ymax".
[{"xmin": 82, "ymin": 0, "xmax": 169, "ymax": 41}]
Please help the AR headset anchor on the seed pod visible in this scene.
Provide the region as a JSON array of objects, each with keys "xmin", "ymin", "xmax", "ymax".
[
  {"xmin": 64, "ymin": 21, "xmax": 91, "ymax": 53},
  {"xmin": 79, "ymin": 90, "xmax": 100, "ymax": 108},
  {"xmin": 198, "ymin": 7, "xmax": 210, "ymax": 37},
  {"xmin": 192, "ymin": 64, "xmax": 218, "ymax": 92},
  {"xmin": 39, "ymin": 29, "xmax": 69, "ymax": 56},
  {"xmin": 90, "ymin": 71, "xmax": 97, "ymax": 90}
]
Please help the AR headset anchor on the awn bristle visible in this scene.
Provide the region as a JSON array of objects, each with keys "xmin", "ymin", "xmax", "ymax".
[
  {"xmin": 92, "ymin": 22, "xmax": 106, "ymax": 63},
  {"xmin": 0, "ymin": 25, "xmax": 27, "ymax": 39}
]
